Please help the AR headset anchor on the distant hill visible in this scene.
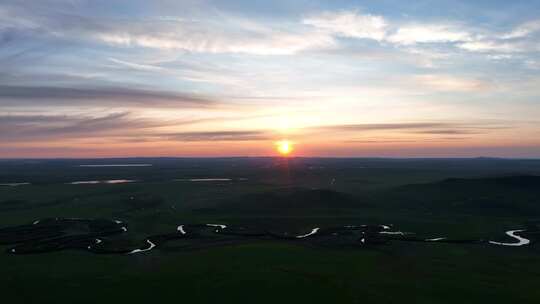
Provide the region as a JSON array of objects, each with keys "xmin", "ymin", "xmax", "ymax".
[
  {"xmin": 380, "ymin": 175, "xmax": 540, "ymax": 216},
  {"xmin": 440, "ymin": 175, "xmax": 540, "ymax": 189},
  {"xmin": 206, "ymin": 188, "xmax": 363, "ymax": 214}
]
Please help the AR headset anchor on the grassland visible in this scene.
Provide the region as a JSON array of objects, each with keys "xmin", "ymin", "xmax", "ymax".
[{"xmin": 1, "ymin": 157, "xmax": 540, "ymax": 303}]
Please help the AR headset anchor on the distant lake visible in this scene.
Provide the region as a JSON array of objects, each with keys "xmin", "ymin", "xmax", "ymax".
[
  {"xmin": 0, "ymin": 183, "xmax": 30, "ymax": 187},
  {"xmin": 174, "ymin": 178, "xmax": 248, "ymax": 182},
  {"xmin": 78, "ymin": 164, "xmax": 152, "ymax": 167},
  {"xmin": 175, "ymin": 178, "xmax": 232, "ymax": 182},
  {"xmin": 68, "ymin": 179, "xmax": 136, "ymax": 185}
]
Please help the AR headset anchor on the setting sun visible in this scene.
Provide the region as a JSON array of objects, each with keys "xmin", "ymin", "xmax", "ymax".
[{"xmin": 276, "ymin": 140, "xmax": 293, "ymax": 156}]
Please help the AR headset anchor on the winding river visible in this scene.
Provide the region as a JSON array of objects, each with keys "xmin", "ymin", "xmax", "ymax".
[
  {"xmin": 489, "ymin": 230, "xmax": 530, "ymax": 247},
  {"xmin": 296, "ymin": 228, "xmax": 320, "ymax": 238},
  {"xmin": 128, "ymin": 240, "xmax": 156, "ymax": 254},
  {"xmin": 1, "ymin": 218, "xmax": 534, "ymax": 255}
]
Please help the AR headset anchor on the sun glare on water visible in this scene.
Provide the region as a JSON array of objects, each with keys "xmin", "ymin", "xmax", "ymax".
[{"xmin": 276, "ymin": 140, "xmax": 293, "ymax": 156}]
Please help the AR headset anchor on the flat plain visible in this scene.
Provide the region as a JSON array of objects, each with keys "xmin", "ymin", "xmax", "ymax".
[{"xmin": 1, "ymin": 157, "xmax": 540, "ymax": 303}]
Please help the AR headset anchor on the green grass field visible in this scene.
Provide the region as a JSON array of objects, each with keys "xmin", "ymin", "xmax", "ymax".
[{"xmin": 1, "ymin": 158, "xmax": 540, "ymax": 303}]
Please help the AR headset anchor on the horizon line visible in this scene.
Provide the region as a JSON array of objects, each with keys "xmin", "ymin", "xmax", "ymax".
[{"xmin": 1, "ymin": 156, "xmax": 540, "ymax": 161}]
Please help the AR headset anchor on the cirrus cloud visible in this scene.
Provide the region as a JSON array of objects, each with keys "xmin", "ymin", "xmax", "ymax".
[
  {"xmin": 302, "ymin": 11, "xmax": 387, "ymax": 41},
  {"xmin": 412, "ymin": 74, "xmax": 491, "ymax": 92},
  {"xmin": 0, "ymin": 85, "xmax": 218, "ymax": 108},
  {"xmin": 387, "ymin": 24, "xmax": 472, "ymax": 45}
]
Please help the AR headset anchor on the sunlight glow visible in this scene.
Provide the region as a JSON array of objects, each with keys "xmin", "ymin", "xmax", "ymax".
[{"xmin": 276, "ymin": 140, "xmax": 293, "ymax": 156}]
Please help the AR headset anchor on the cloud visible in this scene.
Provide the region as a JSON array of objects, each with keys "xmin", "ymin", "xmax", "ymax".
[
  {"xmin": 0, "ymin": 3, "xmax": 338, "ymax": 56},
  {"xmin": 303, "ymin": 11, "xmax": 387, "ymax": 41},
  {"xmin": 96, "ymin": 27, "xmax": 335, "ymax": 55},
  {"xmin": 315, "ymin": 122, "xmax": 453, "ymax": 131},
  {"xmin": 344, "ymin": 139, "xmax": 421, "ymax": 144},
  {"xmin": 0, "ymin": 146, "xmax": 105, "ymax": 158},
  {"xmin": 0, "ymin": 85, "xmax": 217, "ymax": 108},
  {"xmin": 414, "ymin": 129, "xmax": 481, "ymax": 135},
  {"xmin": 107, "ymin": 58, "xmax": 165, "ymax": 72},
  {"xmin": 0, "ymin": 112, "xmax": 275, "ymax": 143},
  {"xmin": 0, "ymin": 112, "xmax": 167, "ymax": 141},
  {"xmin": 18, "ymin": 6, "xmax": 337, "ymax": 55},
  {"xmin": 388, "ymin": 24, "xmax": 471, "ymax": 45},
  {"xmin": 344, "ymin": 137, "xmax": 471, "ymax": 144},
  {"xmin": 502, "ymin": 20, "xmax": 540, "ymax": 39},
  {"xmin": 163, "ymin": 130, "xmax": 271, "ymax": 141},
  {"xmin": 413, "ymin": 74, "xmax": 491, "ymax": 92},
  {"xmin": 301, "ymin": 11, "xmax": 536, "ymax": 59},
  {"xmin": 525, "ymin": 60, "xmax": 540, "ymax": 69},
  {"xmin": 2, "ymin": 2, "xmax": 537, "ymax": 61},
  {"xmin": 456, "ymin": 20, "xmax": 540, "ymax": 53},
  {"xmin": 311, "ymin": 121, "xmax": 509, "ymax": 135},
  {"xmin": 458, "ymin": 40, "xmax": 527, "ymax": 53},
  {"xmin": 0, "ymin": 5, "xmax": 39, "ymax": 32},
  {"xmin": 302, "ymin": 13, "xmax": 474, "ymax": 48},
  {"xmin": 2, "ymin": 115, "xmax": 506, "ymax": 143}
]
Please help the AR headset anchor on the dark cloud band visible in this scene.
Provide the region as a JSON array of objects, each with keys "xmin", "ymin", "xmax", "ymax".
[{"xmin": 0, "ymin": 85, "xmax": 216, "ymax": 108}]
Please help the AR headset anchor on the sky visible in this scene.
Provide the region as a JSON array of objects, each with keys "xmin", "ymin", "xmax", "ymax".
[{"xmin": 1, "ymin": 0, "xmax": 540, "ymax": 158}]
